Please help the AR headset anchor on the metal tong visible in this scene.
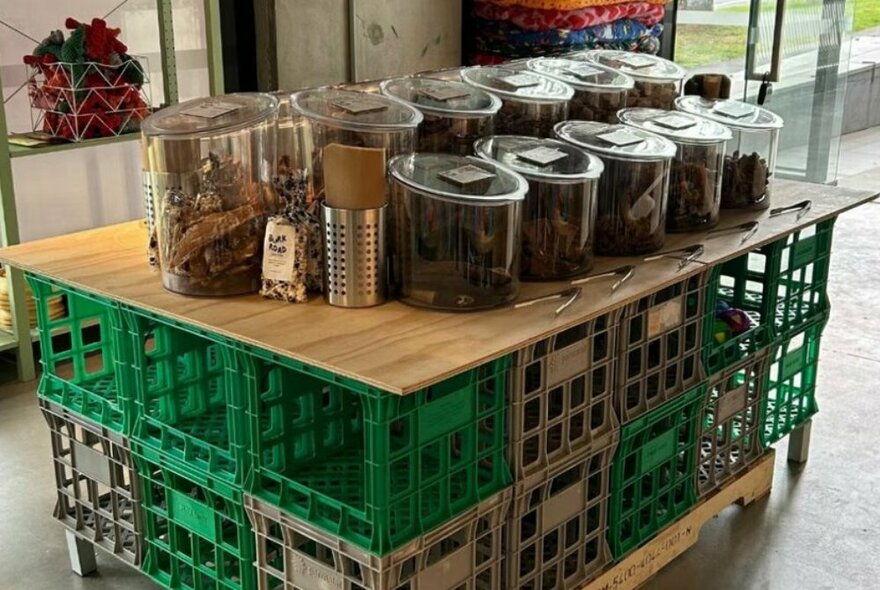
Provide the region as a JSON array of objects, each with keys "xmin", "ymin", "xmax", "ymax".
[
  {"xmin": 515, "ymin": 287, "xmax": 582, "ymax": 317},
  {"xmin": 570, "ymin": 264, "xmax": 635, "ymax": 292},
  {"xmin": 643, "ymin": 244, "xmax": 705, "ymax": 271},
  {"xmin": 770, "ymin": 199, "xmax": 812, "ymax": 221},
  {"xmin": 706, "ymin": 221, "xmax": 760, "ymax": 244}
]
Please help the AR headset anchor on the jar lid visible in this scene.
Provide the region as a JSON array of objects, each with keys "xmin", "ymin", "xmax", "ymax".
[
  {"xmin": 555, "ymin": 121, "xmax": 676, "ymax": 161},
  {"xmin": 576, "ymin": 50, "xmax": 686, "ymax": 83},
  {"xmin": 461, "ymin": 66, "xmax": 574, "ymax": 104},
  {"xmin": 380, "ymin": 77, "xmax": 502, "ymax": 118},
  {"xmin": 389, "ymin": 153, "xmax": 528, "ymax": 205},
  {"xmin": 618, "ymin": 108, "xmax": 732, "ymax": 145},
  {"xmin": 142, "ymin": 93, "xmax": 278, "ymax": 139},
  {"xmin": 526, "ymin": 58, "xmax": 634, "ymax": 92},
  {"xmin": 674, "ymin": 96, "xmax": 784, "ymax": 130},
  {"xmin": 474, "ymin": 135, "xmax": 603, "ymax": 183},
  {"xmin": 290, "ymin": 88, "xmax": 423, "ymax": 132}
]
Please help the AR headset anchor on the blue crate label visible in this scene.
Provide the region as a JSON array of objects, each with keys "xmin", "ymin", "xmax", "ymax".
[
  {"xmin": 715, "ymin": 384, "xmax": 748, "ymax": 424},
  {"xmin": 647, "ymin": 296, "xmax": 684, "ymax": 339},
  {"xmin": 420, "ymin": 542, "xmax": 474, "ymax": 590},
  {"xmin": 546, "ymin": 339, "xmax": 591, "ymax": 389},
  {"xmin": 168, "ymin": 489, "xmax": 216, "ymax": 538},
  {"xmin": 791, "ymin": 234, "xmax": 818, "ymax": 270},
  {"xmin": 781, "ymin": 348, "xmax": 805, "ymax": 382},
  {"xmin": 641, "ymin": 429, "xmax": 677, "ymax": 472},
  {"xmin": 72, "ymin": 441, "xmax": 112, "ymax": 485},
  {"xmin": 289, "ymin": 553, "xmax": 344, "ymax": 590},
  {"xmin": 419, "ymin": 387, "xmax": 475, "ymax": 443}
]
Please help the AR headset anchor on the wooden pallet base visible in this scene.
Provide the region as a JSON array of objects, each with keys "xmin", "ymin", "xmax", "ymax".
[{"xmin": 584, "ymin": 449, "xmax": 776, "ymax": 590}]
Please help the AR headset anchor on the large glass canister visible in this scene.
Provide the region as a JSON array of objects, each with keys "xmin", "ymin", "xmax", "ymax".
[
  {"xmin": 141, "ymin": 93, "xmax": 279, "ymax": 296},
  {"xmin": 474, "ymin": 135, "xmax": 603, "ymax": 280},
  {"xmin": 460, "ymin": 66, "xmax": 574, "ymax": 137},
  {"xmin": 555, "ymin": 121, "xmax": 676, "ymax": 256},
  {"xmin": 618, "ymin": 108, "xmax": 732, "ymax": 232},
  {"xmin": 389, "ymin": 153, "xmax": 527, "ymax": 311},
  {"xmin": 290, "ymin": 89, "xmax": 422, "ymax": 202},
  {"xmin": 526, "ymin": 57, "xmax": 634, "ymax": 124},
  {"xmin": 380, "ymin": 77, "xmax": 502, "ymax": 156},
  {"xmin": 574, "ymin": 50, "xmax": 686, "ymax": 111},
  {"xmin": 675, "ymin": 96, "xmax": 784, "ymax": 210}
]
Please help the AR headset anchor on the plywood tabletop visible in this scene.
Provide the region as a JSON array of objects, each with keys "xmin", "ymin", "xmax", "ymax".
[{"xmin": 1, "ymin": 179, "xmax": 875, "ymax": 394}]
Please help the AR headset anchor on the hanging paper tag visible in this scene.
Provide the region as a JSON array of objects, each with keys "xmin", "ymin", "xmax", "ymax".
[
  {"xmin": 598, "ymin": 128, "xmax": 645, "ymax": 147},
  {"xmin": 499, "ymin": 73, "xmax": 541, "ymax": 89},
  {"xmin": 653, "ymin": 114, "xmax": 697, "ymax": 130},
  {"xmin": 262, "ymin": 219, "xmax": 297, "ymax": 282},
  {"xmin": 712, "ymin": 101, "xmax": 755, "ymax": 119},
  {"xmin": 618, "ymin": 54, "xmax": 656, "ymax": 69},
  {"xmin": 420, "ymin": 86, "xmax": 471, "ymax": 101},
  {"xmin": 332, "ymin": 97, "xmax": 388, "ymax": 114},
  {"xmin": 517, "ymin": 146, "xmax": 568, "ymax": 166},
  {"xmin": 181, "ymin": 101, "xmax": 242, "ymax": 119},
  {"xmin": 566, "ymin": 64, "xmax": 602, "ymax": 79},
  {"xmin": 438, "ymin": 165, "xmax": 496, "ymax": 187}
]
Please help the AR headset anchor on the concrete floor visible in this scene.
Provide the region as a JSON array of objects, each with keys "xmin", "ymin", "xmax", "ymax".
[{"xmin": 1, "ymin": 135, "xmax": 879, "ymax": 589}]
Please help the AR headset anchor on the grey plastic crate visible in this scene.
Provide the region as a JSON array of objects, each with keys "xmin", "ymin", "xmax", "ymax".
[
  {"xmin": 618, "ymin": 272, "xmax": 708, "ymax": 424},
  {"xmin": 41, "ymin": 398, "xmax": 143, "ymax": 567},
  {"xmin": 245, "ymin": 487, "xmax": 511, "ymax": 590},
  {"xmin": 507, "ymin": 437, "xmax": 616, "ymax": 590},
  {"xmin": 510, "ymin": 311, "xmax": 620, "ymax": 481},
  {"xmin": 698, "ymin": 348, "xmax": 770, "ymax": 497}
]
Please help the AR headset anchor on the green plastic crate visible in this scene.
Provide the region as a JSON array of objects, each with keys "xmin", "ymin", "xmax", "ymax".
[
  {"xmin": 703, "ymin": 219, "xmax": 834, "ymax": 376},
  {"xmin": 762, "ymin": 313, "xmax": 828, "ymax": 448},
  {"xmin": 134, "ymin": 444, "xmax": 256, "ymax": 590},
  {"xmin": 122, "ymin": 308, "xmax": 248, "ymax": 487},
  {"xmin": 242, "ymin": 349, "xmax": 512, "ymax": 556},
  {"xmin": 608, "ymin": 383, "xmax": 705, "ymax": 560},
  {"xmin": 29, "ymin": 274, "xmax": 132, "ymax": 434}
]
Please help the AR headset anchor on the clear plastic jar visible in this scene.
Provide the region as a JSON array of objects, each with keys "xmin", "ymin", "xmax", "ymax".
[
  {"xmin": 389, "ymin": 154, "xmax": 527, "ymax": 311},
  {"xmin": 274, "ymin": 92, "xmax": 313, "ymax": 200},
  {"xmin": 675, "ymin": 96, "xmax": 783, "ymax": 210},
  {"xmin": 290, "ymin": 89, "xmax": 422, "ymax": 202},
  {"xmin": 575, "ymin": 50, "xmax": 686, "ymax": 111},
  {"xmin": 556, "ymin": 121, "xmax": 676, "ymax": 256},
  {"xmin": 141, "ymin": 93, "xmax": 279, "ymax": 296},
  {"xmin": 474, "ymin": 135, "xmax": 603, "ymax": 280},
  {"xmin": 527, "ymin": 57, "xmax": 634, "ymax": 124},
  {"xmin": 380, "ymin": 77, "xmax": 502, "ymax": 156},
  {"xmin": 461, "ymin": 66, "xmax": 574, "ymax": 138},
  {"xmin": 619, "ymin": 108, "xmax": 732, "ymax": 232}
]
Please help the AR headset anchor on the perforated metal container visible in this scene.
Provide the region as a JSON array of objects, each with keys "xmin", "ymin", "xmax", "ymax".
[{"xmin": 320, "ymin": 203, "xmax": 387, "ymax": 308}]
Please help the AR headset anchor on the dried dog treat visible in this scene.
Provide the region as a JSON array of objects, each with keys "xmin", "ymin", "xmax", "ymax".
[
  {"xmin": 627, "ymin": 80, "xmax": 680, "ymax": 110},
  {"xmin": 722, "ymin": 151, "xmax": 770, "ymax": 209}
]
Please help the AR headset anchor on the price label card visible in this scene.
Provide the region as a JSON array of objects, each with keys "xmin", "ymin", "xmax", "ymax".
[
  {"xmin": 653, "ymin": 114, "xmax": 697, "ymax": 130},
  {"xmin": 566, "ymin": 64, "xmax": 602, "ymax": 79},
  {"xmin": 420, "ymin": 86, "xmax": 471, "ymax": 101},
  {"xmin": 517, "ymin": 146, "xmax": 568, "ymax": 166},
  {"xmin": 618, "ymin": 54, "xmax": 656, "ymax": 69},
  {"xmin": 332, "ymin": 97, "xmax": 388, "ymax": 114},
  {"xmin": 181, "ymin": 101, "xmax": 242, "ymax": 119},
  {"xmin": 598, "ymin": 128, "xmax": 645, "ymax": 147},
  {"xmin": 499, "ymin": 74, "xmax": 541, "ymax": 89},
  {"xmin": 262, "ymin": 219, "xmax": 297, "ymax": 282},
  {"xmin": 438, "ymin": 165, "xmax": 496, "ymax": 187},
  {"xmin": 712, "ymin": 101, "xmax": 755, "ymax": 119}
]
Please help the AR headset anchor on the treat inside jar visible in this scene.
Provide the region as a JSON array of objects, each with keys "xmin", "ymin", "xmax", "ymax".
[{"xmin": 572, "ymin": 50, "xmax": 686, "ymax": 111}]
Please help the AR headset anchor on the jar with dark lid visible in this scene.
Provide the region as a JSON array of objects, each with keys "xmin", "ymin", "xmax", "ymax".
[
  {"xmin": 675, "ymin": 95, "xmax": 783, "ymax": 210},
  {"xmin": 475, "ymin": 135, "xmax": 603, "ymax": 280},
  {"xmin": 461, "ymin": 66, "xmax": 574, "ymax": 137},
  {"xmin": 380, "ymin": 77, "xmax": 502, "ymax": 156},
  {"xmin": 619, "ymin": 108, "xmax": 732, "ymax": 231},
  {"xmin": 556, "ymin": 121, "xmax": 676, "ymax": 255},
  {"xmin": 141, "ymin": 93, "xmax": 279, "ymax": 295},
  {"xmin": 527, "ymin": 57, "xmax": 634, "ymax": 123},
  {"xmin": 389, "ymin": 153, "xmax": 527, "ymax": 311},
  {"xmin": 574, "ymin": 50, "xmax": 686, "ymax": 111}
]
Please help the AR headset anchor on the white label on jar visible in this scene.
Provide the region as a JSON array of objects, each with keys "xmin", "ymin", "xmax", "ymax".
[
  {"xmin": 517, "ymin": 146, "xmax": 568, "ymax": 166},
  {"xmin": 566, "ymin": 64, "xmax": 602, "ymax": 79},
  {"xmin": 597, "ymin": 128, "xmax": 645, "ymax": 147},
  {"xmin": 332, "ymin": 97, "xmax": 388, "ymax": 114},
  {"xmin": 181, "ymin": 100, "xmax": 242, "ymax": 118},
  {"xmin": 712, "ymin": 101, "xmax": 755, "ymax": 119},
  {"xmin": 420, "ymin": 86, "xmax": 471, "ymax": 101},
  {"xmin": 499, "ymin": 73, "xmax": 541, "ymax": 89},
  {"xmin": 438, "ymin": 165, "xmax": 496, "ymax": 186},
  {"xmin": 654, "ymin": 114, "xmax": 697, "ymax": 130},
  {"xmin": 618, "ymin": 54, "xmax": 656, "ymax": 69},
  {"xmin": 262, "ymin": 219, "xmax": 297, "ymax": 282}
]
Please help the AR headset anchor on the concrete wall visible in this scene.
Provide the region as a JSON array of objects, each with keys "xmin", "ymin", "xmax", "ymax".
[{"xmin": 842, "ymin": 63, "xmax": 880, "ymax": 134}]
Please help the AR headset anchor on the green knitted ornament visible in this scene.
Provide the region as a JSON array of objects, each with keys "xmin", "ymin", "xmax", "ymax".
[{"xmin": 120, "ymin": 54, "xmax": 145, "ymax": 86}]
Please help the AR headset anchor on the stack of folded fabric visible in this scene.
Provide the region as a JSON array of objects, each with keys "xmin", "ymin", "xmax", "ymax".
[{"xmin": 468, "ymin": 0, "xmax": 670, "ymax": 65}]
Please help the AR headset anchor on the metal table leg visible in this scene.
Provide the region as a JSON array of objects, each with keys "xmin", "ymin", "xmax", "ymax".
[
  {"xmin": 787, "ymin": 419, "xmax": 813, "ymax": 464},
  {"xmin": 65, "ymin": 530, "xmax": 97, "ymax": 576}
]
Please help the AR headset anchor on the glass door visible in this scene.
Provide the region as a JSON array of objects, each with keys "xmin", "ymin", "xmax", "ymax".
[{"xmin": 671, "ymin": 0, "xmax": 855, "ymax": 183}]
